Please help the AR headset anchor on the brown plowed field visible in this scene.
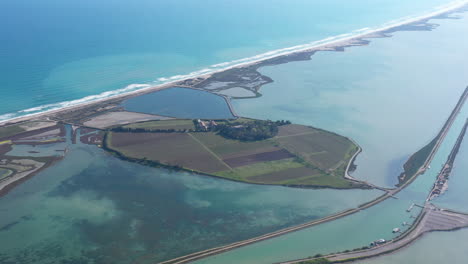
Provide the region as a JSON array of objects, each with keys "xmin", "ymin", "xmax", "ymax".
[{"xmin": 109, "ymin": 132, "xmax": 229, "ymax": 173}]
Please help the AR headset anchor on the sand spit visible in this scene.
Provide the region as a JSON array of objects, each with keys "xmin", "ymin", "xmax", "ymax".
[{"xmin": 1, "ymin": 1, "xmax": 467, "ymax": 126}]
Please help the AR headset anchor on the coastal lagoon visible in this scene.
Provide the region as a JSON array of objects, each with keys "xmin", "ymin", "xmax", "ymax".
[
  {"xmin": 1, "ymin": 1, "xmax": 468, "ymax": 264},
  {"xmin": 0, "ymin": 138, "xmax": 381, "ymax": 263},
  {"xmin": 234, "ymin": 13, "xmax": 468, "ymax": 187},
  {"xmin": 122, "ymin": 87, "xmax": 235, "ymax": 119}
]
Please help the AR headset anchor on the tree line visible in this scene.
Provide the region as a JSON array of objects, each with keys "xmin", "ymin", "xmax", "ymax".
[{"xmin": 110, "ymin": 119, "xmax": 291, "ymax": 142}]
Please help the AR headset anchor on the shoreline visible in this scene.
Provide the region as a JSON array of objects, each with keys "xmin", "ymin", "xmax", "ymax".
[
  {"xmin": 0, "ymin": 2, "xmax": 467, "ymax": 263},
  {"xmin": 102, "ymin": 124, "xmax": 370, "ymax": 191},
  {"xmin": 282, "ymin": 118, "xmax": 468, "ymax": 264},
  {"xmin": 344, "ymin": 140, "xmax": 362, "ymax": 182},
  {"xmin": 0, "ymin": 157, "xmax": 62, "ymax": 197},
  {"xmin": 1, "ymin": 1, "xmax": 467, "ymax": 126},
  {"xmin": 147, "ymin": 85, "xmax": 468, "ymax": 264}
]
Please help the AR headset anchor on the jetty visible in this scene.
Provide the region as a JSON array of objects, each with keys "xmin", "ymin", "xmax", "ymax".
[
  {"xmin": 407, "ymin": 203, "xmax": 415, "ymax": 212},
  {"xmin": 428, "ymin": 118, "xmax": 468, "ymax": 201}
]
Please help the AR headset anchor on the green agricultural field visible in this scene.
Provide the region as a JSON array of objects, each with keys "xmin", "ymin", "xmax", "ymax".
[
  {"xmin": 216, "ymin": 158, "xmax": 306, "ymax": 181},
  {"xmin": 0, "ymin": 124, "xmax": 25, "ymax": 139},
  {"xmin": 275, "ymin": 127, "xmax": 356, "ymax": 171},
  {"xmin": 191, "ymin": 132, "xmax": 278, "ymax": 156},
  {"xmin": 105, "ymin": 119, "xmax": 365, "ymax": 189}
]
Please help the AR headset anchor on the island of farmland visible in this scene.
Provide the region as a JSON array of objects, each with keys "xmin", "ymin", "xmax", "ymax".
[{"xmin": 104, "ymin": 118, "xmax": 365, "ymax": 189}]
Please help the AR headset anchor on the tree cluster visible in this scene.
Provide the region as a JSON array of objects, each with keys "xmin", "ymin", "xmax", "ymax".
[{"xmin": 217, "ymin": 120, "xmax": 290, "ymax": 141}]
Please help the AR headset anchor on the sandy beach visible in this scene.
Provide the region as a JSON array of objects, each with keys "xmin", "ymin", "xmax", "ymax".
[{"xmin": 0, "ymin": 1, "xmax": 466, "ymax": 127}]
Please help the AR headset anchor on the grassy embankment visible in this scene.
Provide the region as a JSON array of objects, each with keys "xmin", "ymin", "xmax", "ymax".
[
  {"xmin": 297, "ymin": 259, "xmax": 331, "ymax": 264},
  {"xmin": 0, "ymin": 124, "xmax": 26, "ymax": 139},
  {"xmin": 104, "ymin": 119, "xmax": 366, "ymax": 189},
  {"xmin": 398, "ymin": 87, "xmax": 468, "ymax": 186},
  {"xmin": 397, "ymin": 137, "xmax": 438, "ymax": 186}
]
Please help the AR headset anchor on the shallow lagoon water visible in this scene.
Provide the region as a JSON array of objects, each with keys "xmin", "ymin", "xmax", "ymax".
[
  {"xmin": 233, "ymin": 14, "xmax": 468, "ymax": 187},
  {"xmin": 0, "ymin": 139, "xmax": 381, "ymax": 263},
  {"xmin": 6, "ymin": 143, "xmax": 67, "ymax": 157},
  {"xmin": 360, "ymin": 136, "xmax": 468, "ymax": 264},
  {"xmin": 1, "ymin": 2, "xmax": 468, "ymax": 264},
  {"xmin": 122, "ymin": 87, "xmax": 235, "ymax": 119},
  {"xmin": 433, "ymin": 128, "xmax": 468, "ymax": 212},
  {"xmin": 359, "ymin": 224, "xmax": 468, "ymax": 264},
  {"xmin": 193, "ymin": 100, "xmax": 468, "ymax": 264}
]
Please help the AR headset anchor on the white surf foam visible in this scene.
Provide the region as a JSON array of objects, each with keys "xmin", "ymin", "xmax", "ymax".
[
  {"xmin": 1, "ymin": 0, "xmax": 467, "ymax": 123},
  {"xmin": 0, "ymin": 83, "xmax": 152, "ymax": 122}
]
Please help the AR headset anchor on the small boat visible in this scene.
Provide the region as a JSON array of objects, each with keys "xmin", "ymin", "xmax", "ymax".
[{"xmin": 370, "ymin": 239, "xmax": 386, "ymax": 247}]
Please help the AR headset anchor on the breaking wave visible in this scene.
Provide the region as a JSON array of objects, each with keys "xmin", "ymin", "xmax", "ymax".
[{"xmin": 1, "ymin": 0, "xmax": 467, "ymax": 123}]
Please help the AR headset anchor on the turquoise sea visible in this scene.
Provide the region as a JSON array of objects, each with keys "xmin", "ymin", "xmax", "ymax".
[
  {"xmin": 2, "ymin": 1, "xmax": 468, "ymax": 264},
  {"xmin": 0, "ymin": 0, "xmax": 462, "ymax": 120}
]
